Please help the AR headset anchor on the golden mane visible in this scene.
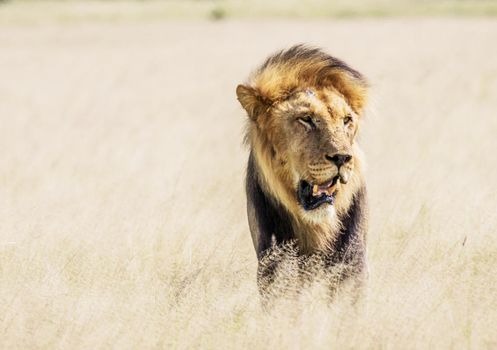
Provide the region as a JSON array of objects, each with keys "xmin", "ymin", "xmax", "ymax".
[{"xmin": 238, "ymin": 44, "xmax": 369, "ymax": 118}]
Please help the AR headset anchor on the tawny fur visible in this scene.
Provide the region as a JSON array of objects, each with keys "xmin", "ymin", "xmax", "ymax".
[{"xmin": 237, "ymin": 44, "xmax": 368, "ymax": 255}]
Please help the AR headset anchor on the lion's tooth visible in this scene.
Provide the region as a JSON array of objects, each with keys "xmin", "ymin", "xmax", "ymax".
[
  {"xmin": 312, "ymin": 184, "xmax": 318, "ymax": 196},
  {"xmin": 328, "ymin": 183, "xmax": 338, "ymax": 195},
  {"xmin": 339, "ymin": 172, "xmax": 349, "ymax": 184}
]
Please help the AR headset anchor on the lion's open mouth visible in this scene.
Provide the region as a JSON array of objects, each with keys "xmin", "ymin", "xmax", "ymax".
[{"xmin": 298, "ymin": 176, "xmax": 340, "ymax": 211}]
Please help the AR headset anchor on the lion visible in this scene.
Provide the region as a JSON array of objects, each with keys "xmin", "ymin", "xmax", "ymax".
[{"xmin": 236, "ymin": 45, "xmax": 369, "ymax": 296}]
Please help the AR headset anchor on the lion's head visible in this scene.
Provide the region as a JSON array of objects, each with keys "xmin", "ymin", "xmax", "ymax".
[{"xmin": 237, "ymin": 45, "xmax": 368, "ymax": 228}]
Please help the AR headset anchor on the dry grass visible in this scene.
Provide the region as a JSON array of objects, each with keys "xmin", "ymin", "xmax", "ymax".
[{"xmin": 1, "ymin": 17, "xmax": 497, "ymax": 349}]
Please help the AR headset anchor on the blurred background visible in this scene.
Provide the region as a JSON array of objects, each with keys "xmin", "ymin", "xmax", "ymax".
[
  {"xmin": 1, "ymin": 1, "xmax": 496, "ymax": 349},
  {"xmin": 2, "ymin": 0, "xmax": 497, "ymax": 22}
]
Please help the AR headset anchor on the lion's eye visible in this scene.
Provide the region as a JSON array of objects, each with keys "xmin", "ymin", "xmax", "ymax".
[
  {"xmin": 343, "ymin": 115, "xmax": 353, "ymax": 126},
  {"xmin": 297, "ymin": 116, "xmax": 316, "ymax": 130}
]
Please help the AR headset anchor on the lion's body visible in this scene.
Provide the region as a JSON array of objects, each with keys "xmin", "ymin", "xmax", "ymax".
[{"xmin": 236, "ymin": 45, "xmax": 369, "ymax": 293}]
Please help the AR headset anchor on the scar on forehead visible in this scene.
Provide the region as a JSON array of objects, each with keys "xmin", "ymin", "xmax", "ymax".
[{"xmin": 305, "ymin": 89, "xmax": 315, "ymax": 97}]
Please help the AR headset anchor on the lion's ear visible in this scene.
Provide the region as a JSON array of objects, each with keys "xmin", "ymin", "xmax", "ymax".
[
  {"xmin": 323, "ymin": 70, "xmax": 368, "ymax": 115},
  {"xmin": 236, "ymin": 84, "xmax": 269, "ymax": 120}
]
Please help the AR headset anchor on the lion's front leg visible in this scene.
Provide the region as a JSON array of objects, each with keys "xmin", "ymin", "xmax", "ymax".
[
  {"xmin": 256, "ymin": 258, "xmax": 277, "ymax": 297},
  {"xmin": 256, "ymin": 241, "xmax": 302, "ymax": 302}
]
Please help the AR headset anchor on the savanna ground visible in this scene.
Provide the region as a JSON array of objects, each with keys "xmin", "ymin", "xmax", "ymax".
[{"xmin": 1, "ymin": 1, "xmax": 497, "ymax": 348}]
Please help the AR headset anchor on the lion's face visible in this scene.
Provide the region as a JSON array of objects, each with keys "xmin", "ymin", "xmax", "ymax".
[
  {"xmin": 236, "ymin": 45, "xmax": 367, "ymax": 223},
  {"xmin": 259, "ymin": 88, "xmax": 359, "ymax": 212}
]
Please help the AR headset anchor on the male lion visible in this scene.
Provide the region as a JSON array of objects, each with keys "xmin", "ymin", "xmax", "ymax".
[{"xmin": 236, "ymin": 45, "xmax": 369, "ymax": 295}]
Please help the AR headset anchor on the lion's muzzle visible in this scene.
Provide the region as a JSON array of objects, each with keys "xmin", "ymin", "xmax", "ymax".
[
  {"xmin": 299, "ymin": 153, "xmax": 354, "ymax": 210},
  {"xmin": 326, "ymin": 152, "xmax": 353, "ymax": 185}
]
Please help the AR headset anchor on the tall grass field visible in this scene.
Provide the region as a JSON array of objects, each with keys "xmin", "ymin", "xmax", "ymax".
[{"xmin": 1, "ymin": 12, "xmax": 496, "ymax": 349}]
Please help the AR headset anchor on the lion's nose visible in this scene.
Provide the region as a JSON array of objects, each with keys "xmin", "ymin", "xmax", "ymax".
[{"xmin": 325, "ymin": 153, "xmax": 352, "ymax": 167}]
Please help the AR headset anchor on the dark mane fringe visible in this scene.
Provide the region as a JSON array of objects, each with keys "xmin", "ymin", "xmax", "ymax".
[
  {"xmin": 246, "ymin": 44, "xmax": 368, "ymax": 114},
  {"xmin": 258, "ymin": 44, "xmax": 366, "ymax": 82}
]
